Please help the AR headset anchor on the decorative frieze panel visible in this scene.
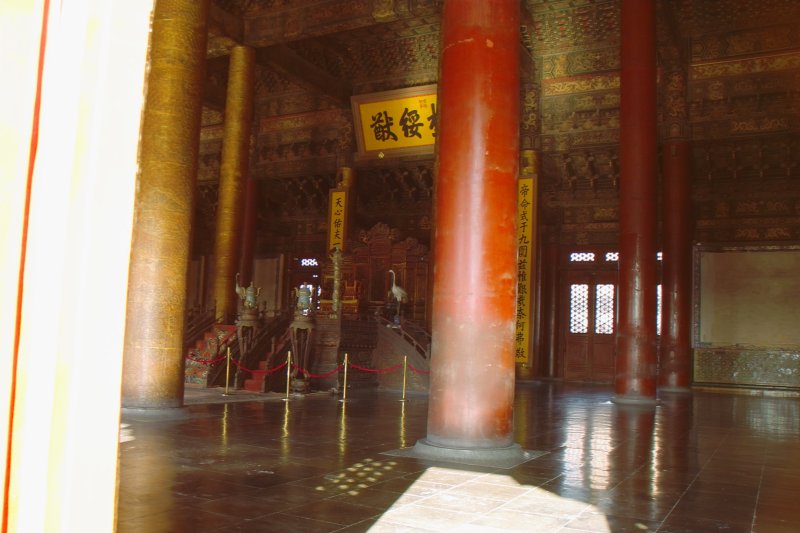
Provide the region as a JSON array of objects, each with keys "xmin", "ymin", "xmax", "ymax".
[
  {"xmin": 661, "ymin": 67, "xmax": 689, "ymax": 140},
  {"xmin": 691, "ymin": 138, "xmax": 800, "ymax": 182},
  {"xmin": 246, "ymin": 1, "xmax": 375, "ymax": 46},
  {"xmin": 198, "ymin": 150, "xmax": 222, "ymax": 182},
  {"xmin": 690, "ymin": 76, "xmax": 800, "ymax": 142},
  {"xmin": 261, "ymin": 174, "xmax": 339, "ymax": 217},
  {"xmin": 200, "ymin": 124, "xmax": 224, "ymax": 143},
  {"xmin": 693, "ymin": 188, "xmax": 800, "ymax": 244},
  {"xmin": 311, "ymin": 31, "xmax": 440, "ymax": 84},
  {"xmin": 254, "ymin": 108, "xmax": 352, "ymax": 178},
  {"xmin": 355, "ymin": 163, "xmax": 433, "ymax": 213},
  {"xmin": 201, "ymin": 108, "xmax": 224, "ymax": 127},
  {"xmin": 693, "ymin": 72, "xmax": 800, "ymax": 103},
  {"xmin": 258, "ymin": 67, "xmax": 302, "ymax": 97},
  {"xmin": 695, "ymin": 347, "xmax": 800, "ymax": 389},
  {"xmin": 520, "ymin": 83, "xmax": 541, "ymax": 149},
  {"xmin": 555, "ymin": 228, "xmax": 619, "ymax": 247},
  {"xmin": 672, "ymin": 0, "xmax": 800, "ymax": 39},
  {"xmin": 199, "ymin": 120, "xmax": 223, "ymax": 182},
  {"xmin": 688, "ymin": 53, "xmax": 800, "ymax": 144},
  {"xmin": 540, "ymin": 46, "xmax": 619, "ymax": 79},
  {"xmin": 691, "ymin": 24, "xmax": 800, "ymax": 62},
  {"xmin": 542, "ymin": 73, "xmax": 619, "ymax": 97},
  {"xmin": 695, "ymin": 223, "xmax": 800, "ymax": 244},
  {"xmin": 540, "ymin": 71, "xmax": 620, "ymax": 152},
  {"xmin": 525, "ymin": 0, "xmax": 619, "ymax": 52},
  {"xmin": 696, "ymin": 199, "xmax": 796, "ymax": 219},
  {"xmin": 541, "ymin": 132, "xmax": 618, "ymax": 153},
  {"xmin": 542, "ymin": 92, "xmax": 620, "ymax": 121},
  {"xmin": 541, "ymin": 150, "xmax": 619, "ymax": 193},
  {"xmin": 352, "ymin": 74, "xmax": 439, "ymax": 96},
  {"xmin": 542, "ymin": 180, "xmax": 619, "ymax": 247},
  {"xmin": 256, "ymin": 67, "xmax": 340, "ymax": 117}
]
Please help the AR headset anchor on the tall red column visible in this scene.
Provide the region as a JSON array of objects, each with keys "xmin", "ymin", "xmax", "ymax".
[
  {"xmin": 418, "ymin": 0, "xmax": 522, "ymax": 457},
  {"xmin": 660, "ymin": 141, "xmax": 693, "ymax": 391},
  {"xmin": 541, "ymin": 238, "xmax": 559, "ymax": 378},
  {"xmin": 614, "ymin": 0, "xmax": 658, "ymax": 405}
]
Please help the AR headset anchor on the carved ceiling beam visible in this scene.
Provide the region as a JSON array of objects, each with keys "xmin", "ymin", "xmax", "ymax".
[
  {"xmin": 208, "ymin": 3, "xmax": 243, "ymax": 42},
  {"xmin": 203, "ymin": 4, "xmax": 242, "ymax": 108},
  {"xmin": 256, "ymin": 45, "xmax": 352, "ymax": 107},
  {"xmin": 244, "ymin": 0, "xmax": 440, "ymax": 48}
]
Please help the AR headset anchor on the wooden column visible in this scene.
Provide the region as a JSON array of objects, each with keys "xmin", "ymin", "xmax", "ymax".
[
  {"xmin": 660, "ymin": 140, "xmax": 693, "ymax": 391},
  {"xmin": 614, "ymin": 0, "xmax": 658, "ymax": 405},
  {"xmin": 541, "ymin": 238, "xmax": 560, "ymax": 378},
  {"xmin": 238, "ymin": 177, "xmax": 259, "ymax": 287},
  {"xmin": 122, "ymin": 0, "xmax": 209, "ymax": 409},
  {"xmin": 420, "ymin": 0, "xmax": 521, "ymax": 453},
  {"xmin": 659, "ymin": 57, "xmax": 693, "ymax": 392},
  {"xmin": 212, "ymin": 45, "xmax": 256, "ymax": 323}
]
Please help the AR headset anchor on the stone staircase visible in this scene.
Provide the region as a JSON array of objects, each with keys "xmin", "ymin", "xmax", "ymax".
[
  {"xmin": 184, "ymin": 324, "xmax": 237, "ymax": 386},
  {"xmin": 241, "ymin": 329, "xmax": 291, "ymax": 392},
  {"xmin": 340, "ymin": 319, "xmax": 381, "ymax": 387},
  {"xmin": 372, "ymin": 316, "xmax": 430, "ymax": 393}
]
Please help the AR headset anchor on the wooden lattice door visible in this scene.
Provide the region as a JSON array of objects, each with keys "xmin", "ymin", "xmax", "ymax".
[{"xmin": 560, "ymin": 270, "xmax": 617, "ymax": 383}]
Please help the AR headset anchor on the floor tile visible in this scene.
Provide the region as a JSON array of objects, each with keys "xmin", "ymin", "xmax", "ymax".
[{"xmin": 117, "ymin": 385, "xmax": 800, "ymax": 532}]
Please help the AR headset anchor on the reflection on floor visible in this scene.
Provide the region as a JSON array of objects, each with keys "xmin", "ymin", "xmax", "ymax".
[{"xmin": 118, "ymin": 383, "xmax": 800, "ymax": 532}]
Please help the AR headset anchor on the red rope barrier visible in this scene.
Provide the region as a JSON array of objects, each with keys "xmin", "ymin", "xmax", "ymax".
[
  {"xmin": 408, "ymin": 363, "xmax": 430, "ymax": 375},
  {"xmin": 225, "ymin": 334, "xmax": 291, "ymax": 375},
  {"xmin": 230, "ymin": 358, "xmax": 287, "ymax": 376},
  {"xmin": 349, "ymin": 362, "xmax": 403, "ymax": 374},
  {"xmin": 292, "ymin": 364, "xmax": 344, "ymax": 379}
]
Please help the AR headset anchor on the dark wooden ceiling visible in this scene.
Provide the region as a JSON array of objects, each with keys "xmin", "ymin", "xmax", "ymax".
[
  {"xmin": 205, "ymin": 0, "xmax": 800, "ymax": 149},
  {"xmin": 202, "ymin": 0, "xmax": 800, "ymax": 222}
]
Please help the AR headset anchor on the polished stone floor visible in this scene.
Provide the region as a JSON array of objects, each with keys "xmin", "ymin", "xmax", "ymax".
[{"xmin": 118, "ymin": 383, "xmax": 800, "ymax": 532}]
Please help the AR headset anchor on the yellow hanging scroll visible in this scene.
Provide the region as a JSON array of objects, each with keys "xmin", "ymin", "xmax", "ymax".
[
  {"xmin": 515, "ymin": 178, "xmax": 534, "ymax": 365},
  {"xmin": 328, "ymin": 190, "xmax": 348, "ymax": 251}
]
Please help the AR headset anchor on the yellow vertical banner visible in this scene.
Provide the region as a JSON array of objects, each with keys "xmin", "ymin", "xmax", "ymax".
[
  {"xmin": 515, "ymin": 177, "xmax": 534, "ymax": 365},
  {"xmin": 328, "ymin": 190, "xmax": 348, "ymax": 251}
]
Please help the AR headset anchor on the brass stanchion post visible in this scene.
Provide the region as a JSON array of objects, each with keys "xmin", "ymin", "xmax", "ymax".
[
  {"xmin": 283, "ymin": 350, "xmax": 292, "ymax": 401},
  {"xmin": 339, "ymin": 352, "xmax": 349, "ymax": 403},
  {"xmin": 399, "ymin": 355, "xmax": 408, "ymax": 403},
  {"xmin": 223, "ymin": 347, "xmax": 232, "ymax": 396}
]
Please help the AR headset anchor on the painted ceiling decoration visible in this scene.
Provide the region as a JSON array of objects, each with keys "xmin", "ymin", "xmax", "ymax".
[{"xmin": 198, "ymin": 0, "xmax": 800, "ymax": 251}]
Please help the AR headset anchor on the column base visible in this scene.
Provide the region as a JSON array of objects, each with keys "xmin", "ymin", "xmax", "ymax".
[
  {"xmin": 383, "ymin": 439, "xmax": 545, "ymax": 469},
  {"xmin": 408, "ymin": 438, "xmax": 540, "ymax": 469},
  {"xmin": 515, "ymin": 364, "xmax": 536, "ymax": 381},
  {"xmin": 121, "ymin": 407, "xmax": 191, "ymax": 421},
  {"xmin": 612, "ymin": 394, "xmax": 660, "ymax": 407}
]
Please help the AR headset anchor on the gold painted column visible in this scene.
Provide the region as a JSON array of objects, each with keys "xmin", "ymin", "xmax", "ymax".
[
  {"xmin": 212, "ymin": 45, "xmax": 256, "ymax": 323},
  {"xmin": 122, "ymin": 0, "xmax": 209, "ymax": 409}
]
